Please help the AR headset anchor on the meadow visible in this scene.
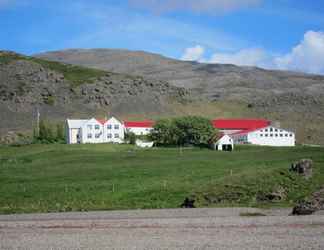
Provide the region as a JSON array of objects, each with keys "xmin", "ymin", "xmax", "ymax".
[{"xmin": 0, "ymin": 144, "xmax": 323, "ymax": 214}]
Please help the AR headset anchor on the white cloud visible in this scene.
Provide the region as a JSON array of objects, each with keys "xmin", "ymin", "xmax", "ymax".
[
  {"xmin": 129, "ymin": 0, "xmax": 261, "ymax": 14},
  {"xmin": 181, "ymin": 45, "xmax": 205, "ymax": 61},
  {"xmin": 181, "ymin": 31, "xmax": 324, "ymax": 75},
  {"xmin": 274, "ymin": 31, "xmax": 324, "ymax": 74},
  {"xmin": 208, "ymin": 48, "xmax": 269, "ymax": 67}
]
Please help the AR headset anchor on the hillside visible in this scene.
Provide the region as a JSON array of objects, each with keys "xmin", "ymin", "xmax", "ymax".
[
  {"xmin": 36, "ymin": 49, "xmax": 324, "ymax": 144},
  {"xmin": 0, "ymin": 51, "xmax": 189, "ymax": 139}
]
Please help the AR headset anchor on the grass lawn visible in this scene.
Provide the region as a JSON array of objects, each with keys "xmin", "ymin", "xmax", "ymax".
[{"xmin": 0, "ymin": 144, "xmax": 323, "ymax": 214}]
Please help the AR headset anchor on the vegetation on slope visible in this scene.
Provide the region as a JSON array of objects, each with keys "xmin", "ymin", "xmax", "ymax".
[
  {"xmin": 0, "ymin": 51, "xmax": 107, "ymax": 87},
  {"xmin": 0, "ymin": 144, "xmax": 323, "ymax": 214}
]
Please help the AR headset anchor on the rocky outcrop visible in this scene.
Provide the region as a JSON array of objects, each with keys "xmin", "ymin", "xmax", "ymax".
[
  {"xmin": 290, "ymin": 159, "xmax": 313, "ymax": 179},
  {"xmin": 0, "ymin": 51, "xmax": 191, "ymax": 137},
  {"xmin": 292, "ymin": 186, "xmax": 324, "ymax": 215}
]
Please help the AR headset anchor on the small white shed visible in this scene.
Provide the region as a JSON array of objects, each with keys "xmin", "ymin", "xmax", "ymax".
[{"xmin": 213, "ymin": 134, "xmax": 234, "ymax": 151}]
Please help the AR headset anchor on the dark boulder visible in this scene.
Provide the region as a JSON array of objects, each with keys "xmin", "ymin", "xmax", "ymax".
[
  {"xmin": 181, "ymin": 197, "xmax": 196, "ymax": 208},
  {"xmin": 292, "ymin": 201, "xmax": 316, "ymax": 215}
]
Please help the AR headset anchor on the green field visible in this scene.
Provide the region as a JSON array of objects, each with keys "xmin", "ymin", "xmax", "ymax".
[{"xmin": 0, "ymin": 144, "xmax": 323, "ymax": 214}]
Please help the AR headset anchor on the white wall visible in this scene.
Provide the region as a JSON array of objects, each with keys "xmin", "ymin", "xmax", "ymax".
[
  {"xmin": 81, "ymin": 118, "xmax": 105, "ymax": 144},
  {"xmin": 126, "ymin": 127, "xmax": 153, "ymax": 136},
  {"xmin": 103, "ymin": 117, "xmax": 124, "ymax": 143},
  {"xmin": 248, "ymin": 126, "xmax": 295, "ymax": 147}
]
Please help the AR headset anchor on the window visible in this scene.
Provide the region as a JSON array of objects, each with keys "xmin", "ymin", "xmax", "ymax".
[
  {"xmin": 87, "ymin": 125, "xmax": 92, "ymax": 130},
  {"xmin": 107, "ymin": 124, "xmax": 112, "ymax": 130},
  {"xmin": 265, "ymin": 134, "xmax": 268, "ymax": 137},
  {"xmin": 275, "ymin": 134, "xmax": 278, "ymax": 137},
  {"xmin": 260, "ymin": 134, "xmax": 263, "ymax": 137},
  {"xmin": 114, "ymin": 133, "xmax": 119, "ymax": 138},
  {"xmin": 95, "ymin": 125, "xmax": 100, "ymax": 130},
  {"xmin": 275, "ymin": 129, "xmax": 278, "ymax": 132},
  {"xmin": 280, "ymin": 134, "xmax": 283, "ymax": 137},
  {"xmin": 107, "ymin": 133, "xmax": 112, "ymax": 139},
  {"xmin": 265, "ymin": 129, "xmax": 268, "ymax": 132},
  {"xmin": 87, "ymin": 133, "xmax": 92, "ymax": 139},
  {"xmin": 270, "ymin": 134, "xmax": 273, "ymax": 137},
  {"xmin": 270, "ymin": 128, "xmax": 273, "ymax": 132},
  {"xmin": 114, "ymin": 124, "xmax": 119, "ymax": 130},
  {"xmin": 95, "ymin": 133, "xmax": 101, "ymax": 138},
  {"xmin": 290, "ymin": 134, "xmax": 293, "ymax": 137},
  {"xmin": 285, "ymin": 134, "xmax": 288, "ymax": 137}
]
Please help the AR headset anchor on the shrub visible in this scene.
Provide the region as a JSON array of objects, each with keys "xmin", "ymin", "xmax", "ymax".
[{"xmin": 151, "ymin": 116, "xmax": 217, "ymax": 147}]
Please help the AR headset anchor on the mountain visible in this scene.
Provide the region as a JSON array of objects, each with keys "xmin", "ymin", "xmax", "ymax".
[
  {"xmin": 36, "ymin": 49, "xmax": 324, "ymax": 145},
  {"xmin": 0, "ymin": 50, "xmax": 189, "ymax": 141}
]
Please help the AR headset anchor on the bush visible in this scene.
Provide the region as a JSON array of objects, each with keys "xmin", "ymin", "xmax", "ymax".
[
  {"xmin": 150, "ymin": 116, "xmax": 217, "ymax": 147},
  {"xmin": 33, "ymin": 120, "xmax": 66, "ymax": 144},
  {"xmin": 125, "ymin": 132, "xmax": 136, "ymax": 145}
]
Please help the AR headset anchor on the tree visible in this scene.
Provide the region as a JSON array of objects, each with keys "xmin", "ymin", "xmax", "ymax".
[
  {"xmin": 151, "ymin": 116, "xmax": 217, "ymax": 147},
  {"xmin": 125, "ymin": 131, "xmax": 137, "ymax": 145},
  {"xmin": 56, "ymin": 123, "xmax": 65, "ymax": 142}
]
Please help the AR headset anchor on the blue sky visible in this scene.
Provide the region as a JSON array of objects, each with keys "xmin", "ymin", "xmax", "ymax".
[{"xmin": 1, "ymin": 0, "xmax": 324, "ymax": 74}]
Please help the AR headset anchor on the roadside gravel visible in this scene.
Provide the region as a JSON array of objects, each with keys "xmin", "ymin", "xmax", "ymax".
[{"xmin": 0, "ymin": 208, "xmax": 323, "ymax": 250}]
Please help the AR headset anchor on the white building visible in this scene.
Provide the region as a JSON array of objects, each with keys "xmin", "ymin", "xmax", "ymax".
[
  {"xmin": 66, "ymin": 117, "xmax": 124, "ymax": 144},
  {"xmin": 124, "ymin": 121, "xmax": 154, "ymax": 136},
  {"xmin": 212, "ymin": 134, "xmax": 234, "ymax": 151},
  {"xmin": 231, "ymin": 125, "xmax": 295, "ymax": 147}
]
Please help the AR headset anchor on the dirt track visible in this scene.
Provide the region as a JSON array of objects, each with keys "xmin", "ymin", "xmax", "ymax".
[{"xmin": 1, "ymin": 208, "xmax": 324, "ymax": 250}]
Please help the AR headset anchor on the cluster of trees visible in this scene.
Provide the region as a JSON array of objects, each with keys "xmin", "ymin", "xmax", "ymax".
[
  {"xmin": 150, "ymin": 116, "xmax": 217, "ymax": 147},
  {"xmin": 33, "ymin": 120, "xmax": 65, "ymax": 143}
]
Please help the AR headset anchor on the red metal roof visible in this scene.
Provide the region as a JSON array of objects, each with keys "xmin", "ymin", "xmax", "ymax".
[
  {"xmin": 212, "ymin": 119, "xmax": 270, "ymax": 130},
  {"xmin": 124, "ymin": 120, "xmax": 155, "ymax": 128}
]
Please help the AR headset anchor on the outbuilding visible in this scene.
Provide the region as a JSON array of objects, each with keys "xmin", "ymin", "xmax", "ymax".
[{"xmin": 212, "ymin": 134, "xmax": 234, "ymax": 151}]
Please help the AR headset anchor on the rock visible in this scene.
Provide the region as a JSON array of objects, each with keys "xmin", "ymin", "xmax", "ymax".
[
  {"xmin": 292, "ymin": 201, "xmax": 317, "ymax": 215},
  {"xmin": 181, "ymin": 197, "xmax": 196, "ymax": 208},
  {"xmin": 290, "ymin": 159, "xmax": 313, "ymax": 179}
]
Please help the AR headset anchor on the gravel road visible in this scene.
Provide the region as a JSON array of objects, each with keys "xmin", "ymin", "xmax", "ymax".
[{"xmin": 0, "ymin": 208, "xmax": 324, "ymax": 250}]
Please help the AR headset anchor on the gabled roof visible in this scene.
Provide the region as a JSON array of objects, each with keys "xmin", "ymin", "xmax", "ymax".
[
  {"xmin": 212, "ymin": 119, "xmax": 270, "ymax": 130},
  {"xmin": 96, "ymin": 119, "xmax": 107, "ymax": 125},
  {"xmin": 124, "ymin": 120, "xmax": 155, "ymax": 128},
  {"xmin": 66, "ymin": 119, "xmax": 88, "ymax": 129}
]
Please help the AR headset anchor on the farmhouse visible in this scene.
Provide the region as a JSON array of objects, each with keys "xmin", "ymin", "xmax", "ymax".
[
  {"xmin": 66, "ymin": 117, "xmax": 124, "ymax": 144},
  {"xmin": 66, "ymin": 117, "xmax": 295, "ymax": 147},
  {"xmin": 212, "ymin": 119, "xmax": 295, "ymax": 147}
]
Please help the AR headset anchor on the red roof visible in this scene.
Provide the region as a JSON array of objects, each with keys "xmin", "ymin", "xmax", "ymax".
[
  {"xmin": 124, "ymin": 120, "xmax": 155, "ymax": 128},
  {"xmin": 96, "ymin": 119, "xmax": 107, "ymax": 125},
  {"xmin": 212, "ymin": 119, "xmax": 270, "ymax": 130}
]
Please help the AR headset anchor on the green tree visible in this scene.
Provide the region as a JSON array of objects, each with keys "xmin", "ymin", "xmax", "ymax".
[
  {"xmin": 56, "ymin": 123, "xmax": 65, "ymax": 142},
  {"xmin": 151, "ymin": 116, "xmax": 217, "ymax": 147},
  {"xmin": 125, "ymin": 131, "xmax": 137, "ymax": 145}
]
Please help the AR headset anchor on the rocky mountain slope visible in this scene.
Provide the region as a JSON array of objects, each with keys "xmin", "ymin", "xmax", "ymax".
[
  {"xmin": 36, "ymin": 49, "xmax": 324, "ymax": 145},
  {"xmin": 0, "ymin": 51, "xmax": 189, "ymax": 139}
]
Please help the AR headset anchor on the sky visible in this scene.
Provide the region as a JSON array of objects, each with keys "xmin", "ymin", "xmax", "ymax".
[{"xmin": 1, "ymin": 0, "xmax": 324, "ymax": 74}]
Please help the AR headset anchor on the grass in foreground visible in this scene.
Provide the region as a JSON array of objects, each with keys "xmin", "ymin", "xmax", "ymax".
[{"xmin": 0, "ymin": 144, "xmax": 323, "ymax": 214}]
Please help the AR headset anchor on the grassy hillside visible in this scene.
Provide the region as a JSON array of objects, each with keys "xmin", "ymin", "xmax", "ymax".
[
  {"xmin": 0, "ymin": 51, "xmax": 107, "ymax": 87},
  {"xmin": 0, "ymin": 144, "xmax": 323, "ymax": 214}
]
